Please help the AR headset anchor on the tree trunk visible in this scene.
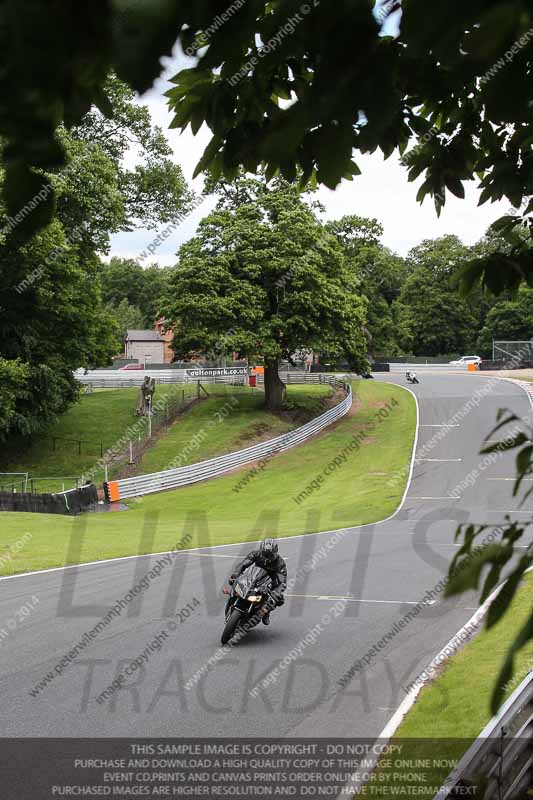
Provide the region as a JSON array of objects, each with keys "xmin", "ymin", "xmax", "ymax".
[{"xmin": 264, "ymin": 359, "xmax": 286, "ymax": 411}]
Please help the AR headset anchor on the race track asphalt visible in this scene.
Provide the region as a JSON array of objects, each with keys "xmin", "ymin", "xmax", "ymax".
[{"xmin": 0, "ymin": 374, "xmax": 532, "ymax": 739}]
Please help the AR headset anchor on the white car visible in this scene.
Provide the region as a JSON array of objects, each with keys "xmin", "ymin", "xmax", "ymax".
[{"xmin": 449, "ymin": 355, "xmax": 482, "ymax": 366}]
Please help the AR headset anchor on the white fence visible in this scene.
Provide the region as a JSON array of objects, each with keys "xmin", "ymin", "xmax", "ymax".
[
  {"xmin": 387, "ymin": 363, "xmax": 470, "ymax": 373},
  {"xmin": 75, "ymin": 369, "xmax": 356, "ymax": 389},
  {"xmin": 104, "ymin": 379, "xmax": 352, "ymax": 501},
  {"xmin": 255, "ymin": 372, "xmax": 352, "ymax": 384},
  {"xmin": 75, "ymin": 369, "xmax": 248, "ymax": 388}
]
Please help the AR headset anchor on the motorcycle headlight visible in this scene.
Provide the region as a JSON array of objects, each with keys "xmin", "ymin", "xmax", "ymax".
[
  {"xmin": 235, "ymin": 584, "xmax": 244, "ymax": 598},
  {"xmin": 248, "ymin": 595, "xmax": 262, "ymax": 602}
]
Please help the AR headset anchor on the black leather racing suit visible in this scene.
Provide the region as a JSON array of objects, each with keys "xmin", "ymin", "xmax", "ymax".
[{"xmin": 227, "ymin": 550, "xmax": 287, "ymax": 615}]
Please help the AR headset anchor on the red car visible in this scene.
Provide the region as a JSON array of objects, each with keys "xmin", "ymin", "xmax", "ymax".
[{"xmin": 119, "ymin": 363, "xmax": 145, "ymax": 371}]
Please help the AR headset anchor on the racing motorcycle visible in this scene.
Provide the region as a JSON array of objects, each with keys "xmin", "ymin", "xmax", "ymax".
[
  {"xmin": 406, "ymin": 371, "xmax": 420, "ymax": 384},
  {"xmin": 221, "ymin": 564, "xmax": 273, "ymax": 645}
]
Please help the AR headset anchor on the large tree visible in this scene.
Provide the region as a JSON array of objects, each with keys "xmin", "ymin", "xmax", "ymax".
[
  {"xmin": 477, "ymin": 285, "xmax": 533, "ymax": 357},
  {"xmin": 395, "ymin": 236, "xmax": 480, "ymax": 356},
  {"xmin": 163, "ymin": 177, "xmax": 368, "ymax": 409},
  {"xmin": 101, "ymin": 257, "xmax": 172, "ymax": 328},
  {"xmin": 2, "ymin": 1, "xmax": 533, "ymax": 290},
  {"xmin": 0, "ymin": 77, "xmax": 191, "ymax": 438},
  {"xmin": 326, "ymin": 215, "xmax": 407, "ymax": 355},
  {"xmin": 0, "ymin": 218, "xmax": 118, "ymax": 439}
]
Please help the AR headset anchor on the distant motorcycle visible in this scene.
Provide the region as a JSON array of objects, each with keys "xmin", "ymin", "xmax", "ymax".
[
  {"xmin": 221, "ymin": 565, "xmax": 273, "ymax": 644},
  {"xmin": 406, "ymin": 371, "xmax": 420, "ymax": 384}
]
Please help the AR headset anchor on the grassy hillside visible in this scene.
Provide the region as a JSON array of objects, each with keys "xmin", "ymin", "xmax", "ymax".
[
  {"xmin": 0, "ymin": 384, "xmax": 331, "ymax": 491},
  {"xmin": 0, "ymin": 381, "xmax": 416, "ymax": 575},
  {"xmin": 0, "ymin": 384, "xmax": 198, "ymax": 492},
  {"xmin": 137, "ymin": 384, "xmax": 332, "ymax": 474}
]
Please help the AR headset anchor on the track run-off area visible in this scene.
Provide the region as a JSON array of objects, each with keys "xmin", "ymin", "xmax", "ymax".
[{"xmin": 0, "ymin": 373, "xmax": 532, "ymax": 739}]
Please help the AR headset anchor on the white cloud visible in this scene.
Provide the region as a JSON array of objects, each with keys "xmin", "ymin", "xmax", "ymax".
[{"xmin": 110, "ymin": 49, "xmax": 510, "ymax": 264}]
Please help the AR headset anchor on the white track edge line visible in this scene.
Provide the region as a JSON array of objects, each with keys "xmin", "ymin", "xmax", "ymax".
[
  {"xmin": 378, "ymin": 566, "xmax": 533, "ymax": 742},
  {"xmin": 376, "ymin": 374, "xmax": 533, "ymax": 743},
  {"xmin": 0, "ymin": 382, "xmax": 420, "ymax": 583}
]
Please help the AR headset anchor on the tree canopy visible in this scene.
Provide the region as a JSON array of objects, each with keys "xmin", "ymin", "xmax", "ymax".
[
  {"xmin": 395, "ymin": 236, "xmax": 481, "ymax": 356},
  {"xmin": 163, "ymin": 176, "xmax": 369, "ymax": 408},
  {"xmin": 477, "ymin": 285, "xmax": 533, "ymax": 355},
  {"xmin": 326, "ymin": 215, "xmax": 407, "ymax": 355},
  {"xmin": 0, "ymin": 76, "xmax": 191, "ymax": 438},
  {"xmin": 0, "ymin": 218, "xmax": 118, "ymax": 438},
  {"xmin": 1, "ymin": 0, "xmax": 533, "ymax": 294},
  {"xmin": 101, "ymin": 257, "xmax": 173, "ymax": 328}
]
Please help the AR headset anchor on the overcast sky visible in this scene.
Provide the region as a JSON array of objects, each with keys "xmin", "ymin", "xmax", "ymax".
[{"xmin": 109, "ymin": 49, "xmax": 510, "ymax": 267}]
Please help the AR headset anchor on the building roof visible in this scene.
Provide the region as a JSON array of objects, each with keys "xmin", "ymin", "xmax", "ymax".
[{"xmin": 125, "ymin": 330, "xmax": 163, "ymax": 342}]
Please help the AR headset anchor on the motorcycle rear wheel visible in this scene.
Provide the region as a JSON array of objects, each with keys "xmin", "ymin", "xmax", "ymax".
[{"xmin": 221, "ymin": 608, "xmax": 242, "ymax": 644}]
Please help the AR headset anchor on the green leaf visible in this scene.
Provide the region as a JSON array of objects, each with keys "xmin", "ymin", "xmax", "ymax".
[
  {"xmin": 491, "ymin": 610, "xmax": 533, "ymax": 713},
  {"xmin": 444, "ymin": 175, "xmax": 465, "ymax": 199},
  {"xmin": 4, "ymin": 163, "xmax": 57, "ymax": 241},
  {"xmin": 486, "ymin": 563, "xmax": 530, "ymax": 629}
]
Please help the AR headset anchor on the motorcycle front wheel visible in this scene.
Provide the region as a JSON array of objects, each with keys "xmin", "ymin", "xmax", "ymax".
[{"xmin": 221, "ymin": 608, "xmax": 242, "ymax": 644}]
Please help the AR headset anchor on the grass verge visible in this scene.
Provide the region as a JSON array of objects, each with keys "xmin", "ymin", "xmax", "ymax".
[
  {"xmin": 0, "ymin": 381, "xmax": 416, "ymax": 575},
  {"xmin": 362, "ymin": 572, "xmax": 533, "ymax": 796}
]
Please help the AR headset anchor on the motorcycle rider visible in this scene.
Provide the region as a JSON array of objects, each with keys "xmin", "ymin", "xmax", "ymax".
[{"xmin": 227, "ymin": 538, "xmax": 287, "ymax": 625}]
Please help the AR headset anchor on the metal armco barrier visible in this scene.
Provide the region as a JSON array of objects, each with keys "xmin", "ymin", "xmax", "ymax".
[
  {"xmin": 104, "ymin": 381, "xmax": 352, "ymax": 501},
  {"xmin": 435, "ymin": 670, "xmax": 532, "ymax": 799}
]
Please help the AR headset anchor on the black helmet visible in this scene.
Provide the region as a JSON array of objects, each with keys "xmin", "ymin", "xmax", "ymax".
[{"xmin": 260, "ymin": 538, "xmax": 278, "ymax": 563}]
